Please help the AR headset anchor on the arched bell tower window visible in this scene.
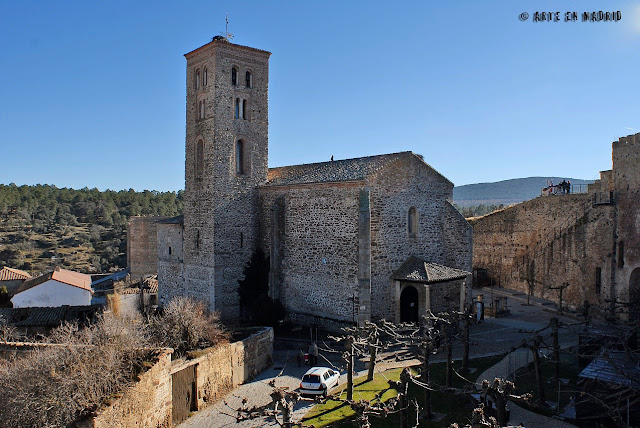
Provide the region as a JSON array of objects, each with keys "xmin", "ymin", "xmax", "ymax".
[
  {"xmin": 195, "ymin": 139, "xmax": 204, "ymax": 181},
  {"xmin": 235, "ymin": 98, "xmax": 240, "ymax": 119},
  {"xmin": 196, "ymin": 69, "xmax": 200, "ymax": 90},
  {"xmin": 242, "ymin": 99, "xmax": 247, "ymax": 120},
  {"xmin": 236, "ymin": 140, "xmax": 245, "ymax": 175},
  {"xmin": 203, "ymin": 67, "xmax": 208, "ymax": 86},
  {"xmin": 245, "ymin": 71, "xmax": 252, "ymax": 88},
  {"xmin": 231, "ymin": 67, "xmax": 238, "ymax": 86},
  {"xmin": 408, "ymin": 207, "xmax": 418, "ymax": 237}
]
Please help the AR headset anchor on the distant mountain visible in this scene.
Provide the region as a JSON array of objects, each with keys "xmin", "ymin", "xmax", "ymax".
[{"xmin": 453, "ymin": 177, "xmax": 594, "ymax": 207}]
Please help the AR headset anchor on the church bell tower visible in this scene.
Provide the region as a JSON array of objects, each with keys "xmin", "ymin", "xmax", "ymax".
[{"xmin": 182, "ymin": 36, "xmax": 271, "ymax": 319}]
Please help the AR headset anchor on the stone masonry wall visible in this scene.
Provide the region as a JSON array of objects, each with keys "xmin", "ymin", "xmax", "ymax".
[
  {"xmin": 430, "ymin": 280, "xmax": 462, "ymax": 314},
  {"xmin": 259, "ymin": 184, "xmax": 361, "ymax": 323},
  {"xmin": 127, "ymin": 216, "xmax": 169, "ymax": 280},
  {"xmin": 157, "ymin": 222, "xmax": 184, "ymax": 305},
  {"xmin": 90, "ymin": 350, "xmax": 172, "ymax": 428},
  {"xmin": 182, "ymin": 40, "xmax": 270, "ymax": 320},
  {"xmin": 613, "ymin": 134, "xmax": 640, "ymax": 318},
  {"xmin": 171, "ymin": 327, "xmax": 273, "ymax": 411},
  {"xmin": 368, "ymin": 154, "xmax": 471, "ymax": 320},
  {"xmin": 471, "ymin": 193, "xmax": 616, "ymax": 314}
]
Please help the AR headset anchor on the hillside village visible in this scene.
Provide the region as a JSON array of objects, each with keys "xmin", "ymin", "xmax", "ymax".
[{"xmin": 1, "ymin": 35, "xmax": 639, "ymax": 428}]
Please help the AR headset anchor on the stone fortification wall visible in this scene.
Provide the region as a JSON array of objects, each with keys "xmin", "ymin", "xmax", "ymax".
[
  {"xmin": 613, "ymin": 134, "xmax": 640, "ymax": 317},
  {"xmin": 259, "ymin": 183, "xmax": 361, "ymax": 324},
  {"xmin": 471, "ymin": 190, "xmax": 615, "ymax": 313},
  {"xmin": 368, "ymin": 155, "xmax": 471, "ymax": 320},
  {"xmin": 157, "ymin": 221, "xmax": 184, "ymax": 305},
  {"xmin": 127, "ymin": 216, "xmax": 170, "ymax": 280}
]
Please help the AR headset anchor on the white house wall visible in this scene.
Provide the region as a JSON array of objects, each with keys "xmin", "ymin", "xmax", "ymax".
[{"xmin": 11, "ymin": 279, "xmax": 92, "ymax": 308}]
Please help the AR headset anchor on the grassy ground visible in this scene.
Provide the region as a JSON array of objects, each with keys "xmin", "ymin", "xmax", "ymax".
[{"xmin": 301, "ymin": 355, "xmax": 505, "ymax": 427}]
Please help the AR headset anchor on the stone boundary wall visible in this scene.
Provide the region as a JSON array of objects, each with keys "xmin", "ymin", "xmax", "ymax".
[
  {"xmin": 0, "ymin": 327, "xmax": 274, "ymax": 427},
  {"xmin": 89, "ymin": 350, "xmax": 173, "ymax": 428},
  {"xmin": 173, "ymin": 326, "xmax": 274, "ymax": 410}
]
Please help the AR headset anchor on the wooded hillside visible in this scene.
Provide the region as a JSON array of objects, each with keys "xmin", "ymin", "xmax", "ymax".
[{"xmin": 0, "ymin": 184, "xmax": 183, "ymax": 275}]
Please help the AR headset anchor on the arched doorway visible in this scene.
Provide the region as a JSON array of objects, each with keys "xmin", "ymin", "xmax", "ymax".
[
  {"xmin": 400, "ymin": 285, "xmax": 419, "ymax": 323},
  {"xmin": 629, "ymin": 268, "xmax": 640, "ymax": 323}
]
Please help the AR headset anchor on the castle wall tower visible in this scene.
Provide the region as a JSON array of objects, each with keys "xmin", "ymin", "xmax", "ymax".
[{"xmin": 182, "ymin": 37, "xmax": 270, "ymax": 319}]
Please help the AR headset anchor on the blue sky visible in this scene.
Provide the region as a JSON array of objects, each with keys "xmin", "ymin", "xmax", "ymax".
[{"xmin": 1, "ymin": 1, "xmax": 639, "ymax": 191}]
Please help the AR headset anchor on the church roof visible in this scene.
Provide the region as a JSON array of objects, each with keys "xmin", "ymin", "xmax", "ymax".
[
  {"xmin": 392, "ymin": 256, "xmax": 470, "ymax": 284},
  {"xmin": 264, "ymin": 152, "xmax": 425, "ymax": 187}
]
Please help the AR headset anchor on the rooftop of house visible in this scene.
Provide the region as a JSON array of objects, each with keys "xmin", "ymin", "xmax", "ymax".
[
  {"xmin": 14, "ymin": 267, "xmax": 93, "ymax": 295},
  {"xmin": 579, "ymin": 350, "xmax": 640, "ymax": 389},
  {"xmin": 392, "ymin": 256, "xmax": 471, "ymax": 284},
  {"xmin": 0, "ymin": 305, "xmax": 101, "ymax": 327},
  {"xmin": 263, "ymin": 151, "xmax": 451, "ymax": 188},
  {"xmin": 0, "ymin": 267, "xmax": 31, "ymax": 281}
]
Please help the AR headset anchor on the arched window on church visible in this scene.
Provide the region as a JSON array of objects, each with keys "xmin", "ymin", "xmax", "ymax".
[
  {"xmin": 195, "ymin": 139, "xmax": 204, "ymax": 181},
  {"xmin": 201, "ymin": 99, "xmax": 205, "ymax": 119},
  {"xmin": 235, "ymin": 98, "xmax": 240, "ymax": 119},
  {"xmin": 231, "ymin": 67, "xmax": 238, "ymax": 86},
  {"xmin": 203, "ymin": 67, "xmax": 207, "ymax": 86},
  {"xmin": 246, "ymin": 71, "xmax": 252, "ymax": 88},
  {"xmin": 242, "ymin": 99, "xmax": 247, "ymax": 120},
  {"xmin": 196, "ymin": 69, "xmax": 200, "ymax": 90},
  {"xmin": 408, "ymin": 207, "xmax": 418, "ymax": 237},
  {"xmin": 236, "ymin": 140, "xmax": 244, "ymax": 175}
]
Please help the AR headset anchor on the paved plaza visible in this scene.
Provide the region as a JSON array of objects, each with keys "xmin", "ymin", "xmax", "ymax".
[{"xmin": 179, "ymin": 287, "xmax": 586, "ymax": 427}]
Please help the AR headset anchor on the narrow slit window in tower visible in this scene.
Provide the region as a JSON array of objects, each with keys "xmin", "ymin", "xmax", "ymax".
[
  {"xmin": 242, "ymin": 99, "xmax": 247, "ymax": 120},
  {"xmin": 235, "ymin": 98, "xmax": 240, "ymax": 119},
  {"xmin": 408, "ymin": 207, "xmax": 418, "ymax": 237},
  {"xmin": 203, "ymin": 67, "xmax": 207, "ymax": 86},
  {"xmin": 246, "ymin": 71, "xmax": 251, "ymax": 88},
  {"xmin": 195, "ymin": 139, "xmax": 204, "ymax": 181},
  {"xmin": 231, "ymin": 67, "xmax": 237, "ymax": 86},
  {"xmin": 236, "ymin": 140, "xmax": 244, "ymax": 175}
]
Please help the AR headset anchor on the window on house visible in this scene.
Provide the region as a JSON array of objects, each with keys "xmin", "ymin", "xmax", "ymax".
[
  {"xmin": 242, "ymin": 99, "xmax": 247, "ymax": 120},
  {"xmin": 236, "ymin": 140, "xmax": 244, "ymax": 175},
  {"xmin": 408, "ymin": 207, "xmax": 418, "ymax": 237},
  {"xmin": 618, "ymin": 241, "xmax": 625, "ymax": 268},
  {"xmin": 203, "ymin": 67, "xmax": 207, "ymax": 86},
  {"xmin": 246, "ymin": 71, "xmax": 251, "ymax": 88},
  {"xmin": 231, "ymin": 67, "xmax": 237, "ymax": 85},
  {"xmin": 195, "ymin": 139, "xmax": 204, "ymax": 181},
  {"xmin": 196, "ymin": 69, "xmax": 200, "ymax": 89},
  {"xmin": 235, "ymin": 98, "xmax": 240, "ymax": 119},
  {"xmin": 595, "ymin": 267, "xmax": 602, "ymax": 295}
]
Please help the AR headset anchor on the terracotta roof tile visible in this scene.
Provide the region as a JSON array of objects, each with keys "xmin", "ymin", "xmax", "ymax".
[
  {"xmin": 0, "ymin": 267, "xmax": 31, "ymax": 281},
  {"xmin": 15, "ymin": 268, "xmax": 93, "ymax": 295}
]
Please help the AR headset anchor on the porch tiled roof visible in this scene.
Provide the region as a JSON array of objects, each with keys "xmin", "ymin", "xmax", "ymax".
[{"xmin": 392, "ymin": 256, "xmax": 470, "ymax": 284}]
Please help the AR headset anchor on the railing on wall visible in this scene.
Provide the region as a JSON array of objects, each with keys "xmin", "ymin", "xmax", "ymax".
[{"xmin": 540, "ymin": 183, "xmax": 589, "ymax": 196}]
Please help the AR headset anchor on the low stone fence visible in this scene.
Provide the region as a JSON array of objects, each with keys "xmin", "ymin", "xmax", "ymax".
[{"xmin": 0, "ymin": 326, "xmax": 274, "ymax": 427}]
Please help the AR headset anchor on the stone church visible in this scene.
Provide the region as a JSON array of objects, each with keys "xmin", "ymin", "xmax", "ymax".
[{"xmin": 156, "ymin": 37, "xmax": 472, "ymax": 326}]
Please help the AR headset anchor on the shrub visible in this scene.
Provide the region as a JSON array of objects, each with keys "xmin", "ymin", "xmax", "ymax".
[
  {"xmin": 0, "ymin": 313, "xmax": 150, "ymax": 427},
  {"xmin": 147, "ymin": 296, "xmax": 228, "ymax": 357}
]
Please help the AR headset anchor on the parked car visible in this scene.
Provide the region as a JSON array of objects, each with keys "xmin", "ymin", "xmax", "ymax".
[{"xmin": 299, "ymin": 367, "xmax": 340, "ymax": 397}]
